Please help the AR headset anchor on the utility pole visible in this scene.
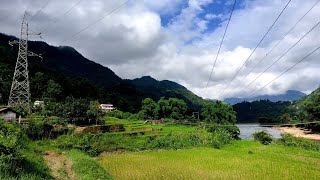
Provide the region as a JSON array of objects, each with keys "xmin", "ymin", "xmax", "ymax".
[
  {"xmin": 192, "ymin": 112, "xmax": 200, "ymax": 120},
  {"xmin": 8, "ymin": 11, "xmax": 42, "ymax": 113}
]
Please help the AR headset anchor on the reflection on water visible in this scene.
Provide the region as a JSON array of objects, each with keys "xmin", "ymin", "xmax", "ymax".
[{"xmin": 237, "ymin": 124, "xmax": 282, "ymax": 140}]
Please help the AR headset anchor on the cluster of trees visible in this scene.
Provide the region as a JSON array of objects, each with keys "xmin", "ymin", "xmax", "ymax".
[
  {"xmin": 233, "ymin": 100, "xmax": 293, "ymax": 123},
  {"xmin": 136, "ymin": 97, "xmax": 237, "ymax": 125},
  {"xmin": 34, "ymin": 98, "xmax": 103, "ymax": 125},
  {"xmin": 294, "ymin": 86, "xmax": 320, "ymax": 132},
  {"xmin": 137, "ymin": 97, "xmax": 188, "ymax": 120}
]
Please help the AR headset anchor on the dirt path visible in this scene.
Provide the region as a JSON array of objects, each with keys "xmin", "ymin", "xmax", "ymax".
[
  {"xmin": 277, "ymin": 127, "xmax": 320, "ymax": 141},
  {"xmin": 43, "ymin": 151, "xmax": 76, "ymax": 180}
]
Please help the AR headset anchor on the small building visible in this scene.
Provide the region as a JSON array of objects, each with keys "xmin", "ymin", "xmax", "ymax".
[
  {"xmin": 0, "ymin": 107, "xmax": 18, "ymax": 123},
  {"xmin": 100, "ymin": 104, "xmax": 114, "ymax": 111},
  {"xmin": 34, "ymin": 100, "xmax": 45, "ymax": 107}
]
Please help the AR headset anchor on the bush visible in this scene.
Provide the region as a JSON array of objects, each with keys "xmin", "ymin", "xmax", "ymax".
[
  {"xmin": 207, "ymin": 124, "xmax": 240, "ymax": 140},
  {"xmin": 276, "ymin": 133, "xmax": 320, "ymax": 151},
  {"xmin": 253, "ymin": 131, "xmax": 273, "ymax": 145},
  {"xmin": 24, "ymin": 119, "xmax": 53, "ymax": 140},
  {"xmin": 0, "ymin": 120, "xmax": 25, "ymax": 176},
  {"xmin": 0, "ymin": 119, "xmax": 52, "ymax": 179},
  {"xmin": 209, "ymin": 129, "xmax": 232, "ymax": 149}
]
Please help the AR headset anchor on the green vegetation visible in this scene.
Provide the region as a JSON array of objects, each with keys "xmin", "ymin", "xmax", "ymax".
[
  {"xmin": 0, "ymin": 33, "xmax": 209, "ymax": 113},
  {"xmin": 233, "ymin": 100, "xmax": 292, "ymax": 123},
  {"xmin": 0, "ymin": 119, "xmax": 52, "ymax": 179},
  {"xmin": 276, "ymin": 133, "xmax": 320, "ymax": 151},
  {"xmin": 98, "ymin": 141, "xmax": 320, "ymax": 179},
  {"xmin": 294, "ymin": 86, "xmax": 320, "ymax": 132},
  {"xmin": 253, "ymin": 130, "xmax": 273, "ymax": 145},
  {"xmin": 68, "ymin": 150, "xmax": 112, "ymax": 180}
]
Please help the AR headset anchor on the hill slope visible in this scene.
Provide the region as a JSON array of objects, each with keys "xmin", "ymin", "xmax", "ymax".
[{"xmin": 0, "ymin": 33, "xmax": 207, "ymax": 112}]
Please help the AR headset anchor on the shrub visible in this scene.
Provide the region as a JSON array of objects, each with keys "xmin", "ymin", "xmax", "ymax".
[
  {"xmin": 0, "ymin": 119, "xmax": 25, "ymax": 176},
  {"xmin": 253, "ymin": 131, "xmax": 273, "ymax": 145},
  {"xmin": 276, "ymin": 133, "xmax": 320, "ymax": 151},
  {"xmin": 209, "ymin": 130, "xmax": 232, "ymax": 149},
  {"xmin": 207, "ymin": 124, "xmax": 240, "ymax": 140},
  {"xmin": 24, "ymin": 119, "xmax": 53, "ymax": 140}
]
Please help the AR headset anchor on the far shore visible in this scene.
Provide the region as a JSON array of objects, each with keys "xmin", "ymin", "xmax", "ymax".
[{"xmin": 275, "ymin": 127, "xmax": 320, "ymax": 141}]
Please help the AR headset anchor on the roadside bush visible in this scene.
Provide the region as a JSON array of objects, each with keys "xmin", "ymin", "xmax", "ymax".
[
  {"xmin": 276, "ymin": 133, "xmax": 320, "ymax": 151},
  {"xmin": 253, "ymin": 131, "xmax": 273, "ymax": 145}
]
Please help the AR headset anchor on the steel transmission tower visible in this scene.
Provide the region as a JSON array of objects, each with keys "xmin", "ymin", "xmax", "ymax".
[{"xmin": 8, "ymin": 12, "xmax": 42, "ymax": 113}]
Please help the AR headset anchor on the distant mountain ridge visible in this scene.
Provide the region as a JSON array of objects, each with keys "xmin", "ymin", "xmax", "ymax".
[{"xmin": 224, "ymin": 90, "xmax": 306, "ymax": 105}]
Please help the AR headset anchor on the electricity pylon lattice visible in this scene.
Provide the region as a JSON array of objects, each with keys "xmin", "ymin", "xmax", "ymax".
[{"xmin": 8, "ymin": 12, "xmax": 42, "ymax": 113}]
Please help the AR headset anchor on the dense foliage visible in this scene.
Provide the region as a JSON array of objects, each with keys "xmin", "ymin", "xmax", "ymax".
[
  {"xmin": 0, "ymin": 119, "xmax": 51, "ymax": 179},
  {"xmin": 202, "ymin": 101, "xmax": 236, "ymax": 124},
  {"xmin": 138, "ymin": 97, "xmax": 188, "ymax": 120},
  {"xmin": 291, "ymin": 86, "xmax": 320, "ymax": 132},
  {"xmin": 233, "ymin": 100, "xmax": 292, "ymax": 123},
  {"xmin": 252, "ymin": 131, "xmax": 273, "ymax": 145}
]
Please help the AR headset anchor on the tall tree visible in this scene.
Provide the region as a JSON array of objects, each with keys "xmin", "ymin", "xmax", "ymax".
[{"xmin": 201, "ymin": 101, "xmax": 236, "ymax": 124}]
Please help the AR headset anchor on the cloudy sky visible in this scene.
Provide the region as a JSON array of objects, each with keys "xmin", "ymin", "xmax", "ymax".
[{"xmin": 1, "ymin": 0, "xmax": 320, "ymax": 100}]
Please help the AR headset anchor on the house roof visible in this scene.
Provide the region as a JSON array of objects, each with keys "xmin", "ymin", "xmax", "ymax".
[{"xmin": 0, "ymin": 107, "xmax": 17, "ymax": 114}]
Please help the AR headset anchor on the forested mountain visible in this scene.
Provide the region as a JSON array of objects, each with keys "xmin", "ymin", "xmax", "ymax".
[
  {"xmin": 0, "ymin": 33, "xmax": 207, "ymax": 112},
  {"xmin": 224, "ymin": 90, "xmax": 306, "ymax": 105},
  {"xmin": 233, "ymin": 100, "xmax": 292, "ymax": 123}
]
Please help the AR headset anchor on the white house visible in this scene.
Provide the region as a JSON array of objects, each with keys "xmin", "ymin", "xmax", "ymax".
[
  {"xmin": 34, "ymin": 100, "xmax": 45, "ymax": 107},
  {"xmin": 100, "ymin": 104, "xmax": 114, "ymax": 111},
  {"xmin": 0, "ymin": 107, "xmax": 17, "ymax": 123}
]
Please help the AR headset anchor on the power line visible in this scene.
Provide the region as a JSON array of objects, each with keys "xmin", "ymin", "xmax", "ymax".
[
  {"xmin": 59, "ymin": 0, "xmax": 131, "ymax": 45},
  {"xmin": 39, "ymin": 0, "xmax": 85, "ymax": 34},
  {"xmin": 248, "ymin": 45, "xmax": 320, "ymax": 98},
  {"xmin": 218, "ymin": 0, "xmax": 292, "ymax": 99},
  {"xmin": 204, "ymin": 0, "xmax": 237, "ymax": 96},
  {"xmin": 241, "ymin": 19, "xmax": 320, "ymax": 97},
  {"xmin": 28, "ymin": 0, "xmax": 52, "ymax": 23},
  {"xmin": 236, "ymin": 0, "xmax": 320, "ymax": 97}
]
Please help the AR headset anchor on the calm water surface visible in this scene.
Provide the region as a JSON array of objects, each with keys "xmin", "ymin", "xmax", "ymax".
[{"xmin": 237, "ymin": 124, "xmax": 282, "ymax": 140}]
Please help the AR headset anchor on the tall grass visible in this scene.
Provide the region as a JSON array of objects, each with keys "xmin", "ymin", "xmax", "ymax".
[{"xmin": 68, "ymin": 150, "xmax": 112, "ymax": 180}]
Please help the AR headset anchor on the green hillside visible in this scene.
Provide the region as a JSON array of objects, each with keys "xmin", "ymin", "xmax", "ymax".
[{"xmin": 0, "ymin": 33, "xmax": 208, "ymax": 112}]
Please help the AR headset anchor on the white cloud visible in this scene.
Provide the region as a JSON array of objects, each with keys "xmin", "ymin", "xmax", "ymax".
[{"xmin": 1, "ymin": 0, "xmax": 320, "ymax": 100}]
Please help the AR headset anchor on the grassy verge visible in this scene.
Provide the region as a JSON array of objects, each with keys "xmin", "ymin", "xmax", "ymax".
[
  {"xmin": 68, "ymin": 150, "xmax": 113, "ymax": 180},
  {"xmin": 98, "ymin": 141, "xmax": 320, "ymax": 179}
]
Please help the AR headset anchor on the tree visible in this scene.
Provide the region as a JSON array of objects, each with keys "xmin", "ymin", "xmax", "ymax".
[
  {"xmin": 87, "ymin": 100, "xmax": 103, "ymax": 125},
  {"xmin": 62, "ymin": 97, "xmax": 89, "ymax": 125},
  {"xmin": 280, "ymin": 113, "xmax": 293, "ymax": 124},
  {"xmin": 201, "ymin": 101, "xmax": 236, "ymax": 124},
  {"xmin": 43, "ymin": 80, "xmax": 62, "ymax": 101},
  {"xmin": 167, "ymin": 98, "xmax": 187, "ymax": 120},
  {"xmin": 139, "ymin": 98, "xmax": 158, "ymax": 119}
]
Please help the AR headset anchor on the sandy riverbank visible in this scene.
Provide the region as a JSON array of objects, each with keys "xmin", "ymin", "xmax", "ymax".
[{"xmin": 276, "ymin": 127, "xmax": 320, "ymax": 141}]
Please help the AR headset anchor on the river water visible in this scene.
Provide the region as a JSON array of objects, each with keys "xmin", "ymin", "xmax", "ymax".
[{"xmin": 237, "ymin": 124, "xmax": 282, "ymax": 140}]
